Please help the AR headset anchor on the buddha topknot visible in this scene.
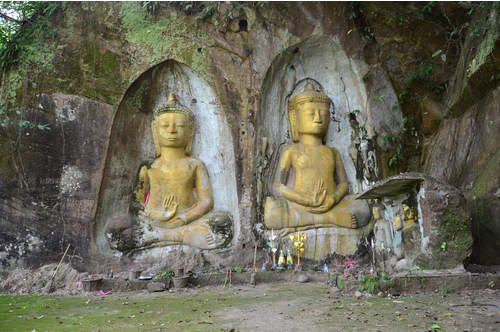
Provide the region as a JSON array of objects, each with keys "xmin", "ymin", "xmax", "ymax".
[{"xmin": 154, "ymin": 93, "xmax": 193, "ymax": 122}]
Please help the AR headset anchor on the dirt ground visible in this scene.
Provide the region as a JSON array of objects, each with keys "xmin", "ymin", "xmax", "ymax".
[{"xmin": 1, "ymin": 282, "xmax": 500, "ymax": 332}]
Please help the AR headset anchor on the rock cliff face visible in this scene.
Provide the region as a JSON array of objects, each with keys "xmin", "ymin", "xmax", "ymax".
[{"xmin": 0, "ymin": 2, "xmax": 499, "ymax": 271}]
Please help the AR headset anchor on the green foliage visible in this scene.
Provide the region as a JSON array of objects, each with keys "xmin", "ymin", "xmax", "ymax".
[
  {"xmin": 441, "ymin": 242, "xmax": 447, "ymax": 251},
  {"xmin": 0, "ymin": 1, "xmax": 57, "ymax": 69},
  {"xmin": 488, "ymin": 281, "xmax": 495, "ymax": 288},
  {"xmin": 231, "ymin": 267, "xmax": 245, "ymax": 273},
  {"xmin": 157, "ymin": 270, "xmax": 175, "ymax": 278},
  {"xmin": 161, "ymin": 2, "xmax": 207, "ymax": 16},
  {"xmin": 388, "ymin": 143, "xmax": 403, "ymax": 166},
  {"xmin": 337, "ymin": 277, "xmax": 343, "ymax": 290},
  {"xmin": 280, "ymin": 28, "xmax": 289, "ymax": 40},
  {"xmin": 357, "ymin": 274, "xmax": 381, "ymax": 294},
  {"xmin": 0, "ymin": 108, "xmax": 50, "ymax": 131},
  {"xmin": 442, "ymin": 285, "xmax": 451, "ymax": 294},
  {"xmin": 194, "ymin": 4, "xmax": 214, "ymax": 20}
]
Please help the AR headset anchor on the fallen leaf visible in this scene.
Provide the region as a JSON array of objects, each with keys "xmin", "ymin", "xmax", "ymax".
[{"xmin": 443, "ymin": 313, "xmax": 454, "ymax": 317}]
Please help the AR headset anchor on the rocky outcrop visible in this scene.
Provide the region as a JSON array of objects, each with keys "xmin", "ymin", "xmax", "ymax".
[
  {"xmin": 425, "ymin": 89, "xmax": 500, "ymax": 265},
  {"xmin": 0, "ymin": 2, "xmax": 499, "ymax": 272}
]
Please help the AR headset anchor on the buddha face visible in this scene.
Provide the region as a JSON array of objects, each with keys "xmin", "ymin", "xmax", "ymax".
[
  {"xmin": 402, "ymin": 204, "xmax": 415, "ymax": 221},
  {"xmin": 153, "ymin": 112, "xmax": 194, "ymax": 150},
  {"xmin": 373, "ymin": 207, "xmax": 383, "ymax": 220},
  {"xmin": 294, "ymin": 101, "xmax": 330, "ymax": 136}
]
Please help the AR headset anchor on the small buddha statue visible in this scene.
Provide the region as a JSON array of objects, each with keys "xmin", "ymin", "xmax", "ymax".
[
  {"xmin": 373, "ymin": 204, "xmax": 393, "ymax": 249},
  {"xmin": 393, "ymin": 197, "xmax": 418, "ymax": 259},
  {"xmin": 105, "ymin": 94, "xmax": 232, "ymax": 253},
  {"xmin": 264, "ymin": 84, "xmax": 370, "ymax": 236},
  {"xmin": 402, "ymin": 197, "xmax": 417, "ymax": 228}
]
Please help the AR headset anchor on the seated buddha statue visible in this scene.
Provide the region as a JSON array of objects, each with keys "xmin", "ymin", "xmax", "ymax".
[
  {"xmin": 264, "ymin": 84, "xmax": 370, "ymax": 237},
  {"xmin": 105, "ymin": 94, "xmax": 232, "ymax": 253}
]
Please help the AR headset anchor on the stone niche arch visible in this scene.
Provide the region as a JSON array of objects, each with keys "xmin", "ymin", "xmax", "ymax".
[
  {"xmin": 255, "ymin": 35, "xmax": 403, "ymax": 260},
  {"xmin": 93, "ymin": 60, "xmax": 239, "ymax": 258}
]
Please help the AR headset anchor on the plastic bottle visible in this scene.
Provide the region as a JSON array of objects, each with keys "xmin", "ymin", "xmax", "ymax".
[{"xmin": 324, "ymin": 264, "xmax": 329, "ymax": 272}]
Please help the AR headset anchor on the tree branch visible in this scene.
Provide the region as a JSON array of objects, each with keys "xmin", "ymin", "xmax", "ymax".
[{"xmin": 0, "ymin": 12, "xmax": 23, "ymax": 24}]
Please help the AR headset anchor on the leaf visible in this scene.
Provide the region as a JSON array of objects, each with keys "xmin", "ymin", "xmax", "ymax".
[
  {"xmin": 441, "ymin": 54, "xmax": 446, "ymax": 62},
  {"xmin": 443, "ymin": 313, "xmax": 454, "ymax": 317},
  {"xmin": 432, "ymin": 50, "xmax": 442, "ymax": 57},
  {"xmin": 431, "ymin": 324, "xmax": 444, "ymax": 330},
  {"xmin": 280, "ymin": 28, "xmax": 288, "ymax": 40}
]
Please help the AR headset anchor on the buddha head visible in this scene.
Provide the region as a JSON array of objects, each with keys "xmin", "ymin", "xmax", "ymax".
[
  {"xmin": 401, "ymin": 197, "xmax": 417, "ymax": 224},
  {"xmin": 289, "ymin": 83, "xmax": 332, "ymax": 143},
  {"xmin": 372, "ymin": 203, "xmax": 385, "ymax": 221},
  {"xmin": 152, "ymin": 94, "xmax": 195, "ymax": 156}
]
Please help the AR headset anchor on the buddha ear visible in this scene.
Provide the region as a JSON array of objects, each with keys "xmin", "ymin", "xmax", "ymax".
[
  {"xmin": 152, "ymin": 120, "xmax": 161, "ymax": 157},
  {"xmin": 289, "ymin": 109, "xmax": 300, "ymax": 142},
  {"xmin": 185, "ymin": 122, "xmax": 195, "ymax": 156}
]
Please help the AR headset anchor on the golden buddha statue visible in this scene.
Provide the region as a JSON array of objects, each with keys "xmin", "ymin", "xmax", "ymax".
[
  {"xmin": 264, "ymin": 84, "xmax": 370, "ymax": 237},
  {"xmin": 105, "ymin": 94, "xmax": 232, "ymax": 253},
  {"xmin": 402, "ymin": 198, "xmax": 417, "ymax": 227}
]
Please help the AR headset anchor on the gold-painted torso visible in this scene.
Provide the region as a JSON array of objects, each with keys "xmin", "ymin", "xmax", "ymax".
[
  {"xmin": 147, "ymin": 158, "xmax": 197, "ymax": 211},
  {"xmin": 286, "ymin": 144, "xmax": 336, "ymax": 195},
  {"xmin": 264, "ymin": 84, "xmax": 370, "ymax": 236}
]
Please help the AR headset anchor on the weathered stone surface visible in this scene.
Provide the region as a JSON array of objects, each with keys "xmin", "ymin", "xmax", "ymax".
[
  {"xmin": 147, "ymin": 282, "xmax": 166, "ymax": 292},
  {"xmin": 0, "ymin": 94, "xmax": 113, "ymax": 271},
  {"xmin": 425, "ymin": 89, "xmax": 500, "ymax": 265},
  {"xmin": 298, "ymin": 274, "xmax": 309, "ymax": 283},
  {"xmin": 421, "ymin": 97, "xmax": 445, "ymax": 135}
]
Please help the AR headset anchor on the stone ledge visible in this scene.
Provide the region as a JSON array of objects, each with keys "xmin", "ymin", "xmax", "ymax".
[
  {"xmin": 335, "ymin": 273, "xmax": 500, "ymax": 294},
  {"xmin": 93, "ymin": 271, "xmax": 500, "ymax": 295}
]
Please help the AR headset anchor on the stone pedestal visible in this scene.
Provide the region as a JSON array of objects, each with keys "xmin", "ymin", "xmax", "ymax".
[{"xmin": 287, "ymin": 221, "xmax": 374, "ymax": 261}]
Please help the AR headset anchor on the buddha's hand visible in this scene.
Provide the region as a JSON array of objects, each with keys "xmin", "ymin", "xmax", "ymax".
[
  {"xmin": 308, "ymin": 180, "xmax": 326, "ymax": 207},
  {"xmin": 164, "ymin": 218, "xmax": 185, "ymax": 229},
  {"xmin": 277, "ymin": 227, "xmax": 295, "ymax": 237},
  {"xmin": 308, "ymin": 194, "xmax": 336, "ymax": 214},
  {"xmin": 161, "ymin": 194, "xmax": 178, "ymax": 221}
]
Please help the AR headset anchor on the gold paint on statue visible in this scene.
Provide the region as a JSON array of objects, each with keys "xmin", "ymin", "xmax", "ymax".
[
  {"xmin": 106, "ymin": 94, "xmax": 231, "ymax": 252},
  {"xmin": 402, "ymin": 203, "xmax": 416, "ymax": 226},
  {"xmin": 264, "ymin": 84, "xmax": 370, "ymax": 237},
  {"xmin": 393, "ymin": 215, "xmax": 403, "ymax": 231}
]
